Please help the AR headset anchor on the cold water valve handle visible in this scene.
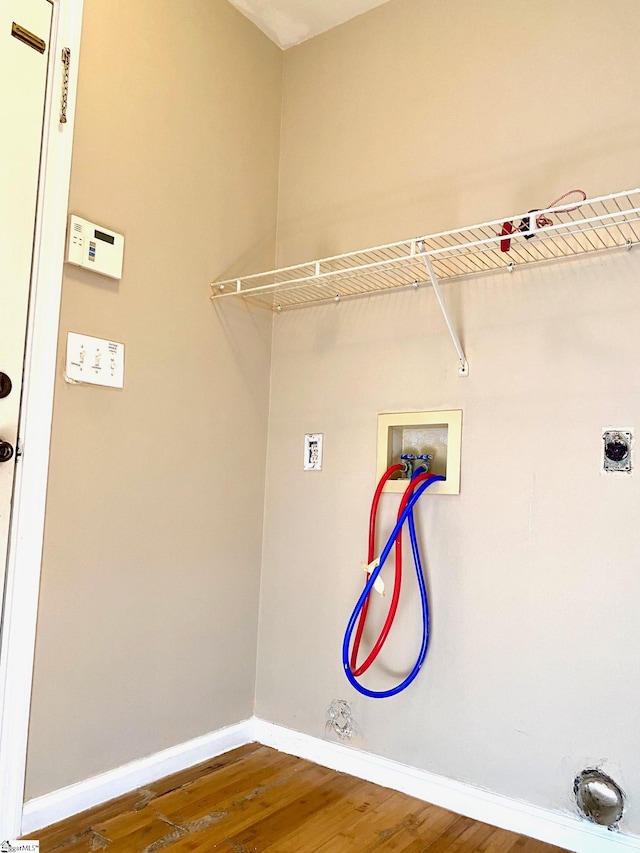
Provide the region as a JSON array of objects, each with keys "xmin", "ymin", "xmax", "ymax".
[{"xmin": 400, "ymin": 453, "xmax": 432, "ymax": 478}]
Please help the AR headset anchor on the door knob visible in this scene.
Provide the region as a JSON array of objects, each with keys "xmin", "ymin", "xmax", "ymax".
[
  {"xmin": 0, "ymin": 373, "xmax": 11, "ymax": 399},
  {"xmin": 0, "ymin": 441, "xmax": 14, "ymax": 463}
]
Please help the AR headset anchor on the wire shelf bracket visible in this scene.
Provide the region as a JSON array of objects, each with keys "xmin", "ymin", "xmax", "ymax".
[
  {"xmin": 418, "ymin": 241, "xmax": 469, "ymax": 377},
  {"xmin": 210, "ymin": 189, "xmax": 640, "ymax": 377}
]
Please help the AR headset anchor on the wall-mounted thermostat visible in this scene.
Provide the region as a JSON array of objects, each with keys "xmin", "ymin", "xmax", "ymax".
[{"xmin": 66, "ymin": 215, "xmax": 124, "ymax": 280}]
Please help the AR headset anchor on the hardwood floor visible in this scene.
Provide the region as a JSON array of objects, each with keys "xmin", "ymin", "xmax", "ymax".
[{"xmin": 27, "ymin": 743, "xmax": 568, "ymax": 852}]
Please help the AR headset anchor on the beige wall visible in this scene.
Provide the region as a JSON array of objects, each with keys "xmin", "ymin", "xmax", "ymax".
[
  {"xmin": 25, "ymin": 0, "xmax": 282, "ymax": 798},
  {"xmin": 257, "ymin": 0, "xmax": 640, "ymax": 834},
  {"xmin": 275, "ymin": 0, "xmax": 640, "ymax": 263}
]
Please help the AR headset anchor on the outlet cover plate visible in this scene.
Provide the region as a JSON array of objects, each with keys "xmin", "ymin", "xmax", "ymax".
[
  {"xmin": 304, "ymin": 433, "xmax": 323, "ymax": 470},
  {"xmin": 602, "ymin": 428, "xmax": 633, "ymax": 474}
]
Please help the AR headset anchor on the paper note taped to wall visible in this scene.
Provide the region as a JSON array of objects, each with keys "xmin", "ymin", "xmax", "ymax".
[{"xmin": 64, "ymin": 331, "xmax": 125, "ymax": 389}]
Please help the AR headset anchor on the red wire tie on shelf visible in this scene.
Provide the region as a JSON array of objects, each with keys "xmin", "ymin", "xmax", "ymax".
[
  {"xmin": 499, "ymin": 220, "xmax": 514, "ymax": 252},
  {"xmin": 499, "ymin": 189, "xmax": 587, "ymax": 253}
]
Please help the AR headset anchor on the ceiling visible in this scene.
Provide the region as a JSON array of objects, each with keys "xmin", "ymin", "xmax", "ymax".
[{"xmin": 227, "ymin": 0, "xmax": 393, "ymax": 49}]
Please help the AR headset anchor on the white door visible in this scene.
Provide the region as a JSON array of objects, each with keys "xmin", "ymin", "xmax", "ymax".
[
  {"xmin": 0, "ymin": 0, "xmax": 81, "ymax": 837},
  {"xmin": 0, "ymin": 1, "xmax": 53, "ymax": 603}
]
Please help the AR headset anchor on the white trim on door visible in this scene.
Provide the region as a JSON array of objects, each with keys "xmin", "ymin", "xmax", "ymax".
[{"xmin": 0, "ymin": 0, "xmax": 83, "ymax": 838}]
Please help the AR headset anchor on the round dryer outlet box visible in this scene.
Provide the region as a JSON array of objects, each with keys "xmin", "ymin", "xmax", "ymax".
[
  {"xmin": 574, "ymin": 769, "xmax": 624, "ymax": 827},
  {"xmin": 602, "ymin": 429, "xmax": 633, "ymax": 473}
]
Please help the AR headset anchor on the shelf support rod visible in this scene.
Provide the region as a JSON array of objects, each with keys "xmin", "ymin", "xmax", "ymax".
[{"xmin": 418, "ymin": 241, "xmax": 469, "ymax": 377}]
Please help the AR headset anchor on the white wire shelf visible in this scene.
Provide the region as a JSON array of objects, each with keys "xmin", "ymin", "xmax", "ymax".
[{"xmin": 210, "ymin": 189, "xmax": 640, "ymax": 312}]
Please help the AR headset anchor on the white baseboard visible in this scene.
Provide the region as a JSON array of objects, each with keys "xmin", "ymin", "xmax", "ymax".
[
  {"xmin": 22, "ymin": 716, "xmax": 640, "ymax": 853},
  {"xmin": 254, "ymin": 719, "xmax": 640, "ymax": 853},
  {"xmin": 21, "ymin": 719, "xmax": 253, "ymax": 835}
]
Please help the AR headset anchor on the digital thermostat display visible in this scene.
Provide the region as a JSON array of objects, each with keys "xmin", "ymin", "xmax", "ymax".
[
  {"xmin": 94, "ymin": 229, "xmax": 115, "ymax": 245},
  {"xmin": 65, "ymin": 215, "xmax": 124, "ymax": 280}
]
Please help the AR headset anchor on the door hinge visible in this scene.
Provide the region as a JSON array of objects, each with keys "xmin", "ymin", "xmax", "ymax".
[{"xmin": 60, "ymin": 47, "xmax": 71, "ymax": 124}]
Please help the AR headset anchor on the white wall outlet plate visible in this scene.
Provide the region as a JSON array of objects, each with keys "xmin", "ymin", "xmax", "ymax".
[
  {"xmin": 65, "ymin": 332, "xmax": 125, "ymax": 389},
  {"xmin": 304, "ymin": 433, "xmax": 323, "ymax": 471}
]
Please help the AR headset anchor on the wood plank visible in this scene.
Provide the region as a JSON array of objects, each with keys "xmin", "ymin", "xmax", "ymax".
[
  {"xmin": 144, "ymin": 742, "xmax": 261, "ymax": 798},
  {"xmin": 24, "ymin": 790, "xmax": 147, "ymax": 848},
  {"xmin": 226, "ymin": 769, "xmax": 358, "ymax": 850},
  {"xmin": 360, "ymin": 803, "xmax": 464, "ymax": 852},
  {"xmin": 481, "ymin": 827, "xmax": 537, "ymax": 853},
  {"xmin": 506, "ymin": 838, "xmax": 568, "ymax": 853},
  {"xmin": 434, "ymin": 818, "xmax": 502, "ymax": 852},
  {"xmin": 91, "ymin": 811, "xmax": 183, "ymax": 852},
  {"xmin": 29, "ymin": 744, "xmax": 261, "ymax": 850},
  {"xmin": 157, "ymin": 762, "xmax": 341, "ymax": 851},
  {"xmin": 147, "ymin": 745, "xmax": 300, "ymax": 826},
  {"xmin": 296, "ymin": 790, "xmax": 421, "ymax": 853},
  {"xmin": 36, "ymin": 830, "xmax": 109, "ymax": 853},
  {"xmin": 260, "ymin": 779, "xmax": 401, "ymax": 852}
]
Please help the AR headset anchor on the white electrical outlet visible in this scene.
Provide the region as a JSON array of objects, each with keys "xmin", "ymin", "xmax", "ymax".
[
  {"xmin": 65, "ymin": 332, "xmax": 125, "ymax": 388},
  {"xmin": 304, "ymin": 433, "xmax": 323, "ymax": 470}
]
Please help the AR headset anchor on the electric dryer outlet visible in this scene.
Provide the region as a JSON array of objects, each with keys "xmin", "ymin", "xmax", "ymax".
[{"xmin": 602, "ymin": 428, "xmax": 633, "ymax": 474}]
